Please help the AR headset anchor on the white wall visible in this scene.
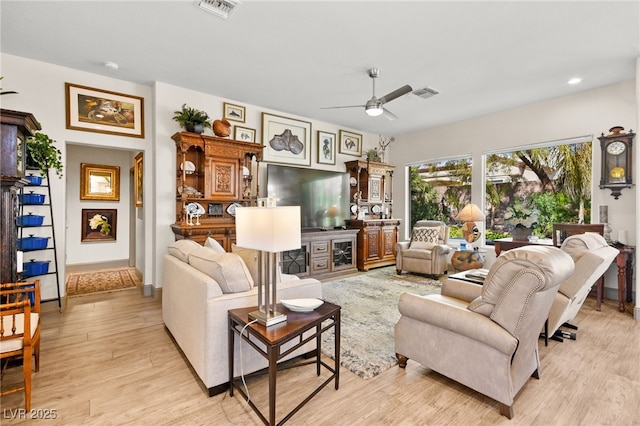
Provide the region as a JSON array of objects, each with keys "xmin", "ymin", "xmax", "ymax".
[
  {"xmin": 65, "ymin": 145, "xmax": 132, "ymax": 265},
  {"xmin": 390, "ymin": 79, "xmax": 638, "ymax": 305},
  {"xmin": 1, "ymin": 53, "xmax": 154, "ymax": 299},
  {"xmin": 152, "ymin": 81, "xmax": 380, "ymax": 290}
]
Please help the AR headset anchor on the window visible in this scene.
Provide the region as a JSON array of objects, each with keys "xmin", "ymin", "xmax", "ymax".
[
  {"xmin": 408, "ymin": 156, "xmax": 472, "ymax": 240},
  {"xmin": 484, "ymin": 136, "xmax": 593, "ymax": 242}
]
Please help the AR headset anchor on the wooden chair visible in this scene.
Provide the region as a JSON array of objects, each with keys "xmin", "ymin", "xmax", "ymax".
[{"xmin": 0, "ymin": 280, "xmax": 41, "ymax": 411}]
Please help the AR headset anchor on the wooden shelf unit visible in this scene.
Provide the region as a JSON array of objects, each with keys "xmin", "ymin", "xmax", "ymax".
[
  {"xmin": 344, "ymin": 159, "xmax": 400, "ymax": 271},
  {"xmin": 171, "ymin": 132, "xmax": 263, "ymax": 250}
]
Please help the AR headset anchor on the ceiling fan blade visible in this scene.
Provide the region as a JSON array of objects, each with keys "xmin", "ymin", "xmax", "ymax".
[
  {"xmin": 320, "ymin": 105, "xmax": 365, "ymax": 110},
  {"xmin": 378, "ymin": 84, "xmax": 412, "ymax": 105},
  {"xmin": 382, "ymin": 107, "xmax": 398, "ymax": 121}
]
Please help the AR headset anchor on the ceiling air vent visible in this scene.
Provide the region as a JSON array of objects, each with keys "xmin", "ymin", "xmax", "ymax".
[
  {"xmin": 410, "ymin": 86, "xmax": 439, "ymax": 100},
  {"xmin": 198, "ymin": 0, "xmax": 240, "ymax": 19}
]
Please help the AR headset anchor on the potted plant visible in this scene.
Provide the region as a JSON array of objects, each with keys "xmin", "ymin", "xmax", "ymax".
[
  {"xmin": 173, "ymin": 103, "xmax": 212, "ymax": 134},
  {"xmin": 26, "ymin": 132, "xmax": 64, "ymax": 178},
  {"xmin": 365, "ymin": 148, "xmax": 381, "ymax": 162},
  {"xmin": 503, "ymin": 198, "xmax": 538, "ymax": 240}
]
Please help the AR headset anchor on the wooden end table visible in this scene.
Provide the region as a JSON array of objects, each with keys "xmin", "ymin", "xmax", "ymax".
[{"xmin": 228, "ymin": 301, "xmax": 340, "ymax": 426}]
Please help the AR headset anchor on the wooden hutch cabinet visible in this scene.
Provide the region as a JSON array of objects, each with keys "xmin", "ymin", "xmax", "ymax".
[
  {"xmin": 170, "ymin": 132, "xmax": 263, "ymax": 250},
  {"xmin": 1, "ymin": 109, "xmax": 40, "ymax": 284},
  {"xmin": 344, "ymin": 159, "xmax": 401, "ymax": 271}
]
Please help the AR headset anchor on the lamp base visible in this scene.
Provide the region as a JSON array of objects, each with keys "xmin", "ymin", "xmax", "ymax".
[{"xmin": 249, "ymin": 309, "xmax": 287, "ymax": 327}]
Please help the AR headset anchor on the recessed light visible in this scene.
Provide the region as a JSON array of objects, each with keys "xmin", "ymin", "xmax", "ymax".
[
  {"xmin": 567, "ymin": 77, "xmax": 582, "ymax": 85},
  {"xmin": 104, "ymin": 62, "xmax": 119, "ymax": 71}
]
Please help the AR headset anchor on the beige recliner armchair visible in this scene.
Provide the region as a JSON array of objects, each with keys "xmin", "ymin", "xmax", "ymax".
[
  {"xmin": 395, "ymin": 220, "xmax": 451, "ymax": 277},
  {"xmin": 545, "ymin": 233, "xmax": 618, "ymax": 343},
  {"xmin": 395, "ymin": 246, "xmax": 574, "ymax": 418}
]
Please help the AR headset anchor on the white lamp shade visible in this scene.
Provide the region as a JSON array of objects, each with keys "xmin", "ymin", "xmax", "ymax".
[{"xmin": 235, "ymin": 206, "xmax": 301, "ymax": 252}]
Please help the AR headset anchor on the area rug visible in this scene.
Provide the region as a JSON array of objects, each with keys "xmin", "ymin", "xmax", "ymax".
[
  {"xmin": 65, "ymin": 267, "xmax": 141, "ymax": 296},
  {"xmin": 320, "ymin": 267, "xmax": 442, "ymax": 380}
]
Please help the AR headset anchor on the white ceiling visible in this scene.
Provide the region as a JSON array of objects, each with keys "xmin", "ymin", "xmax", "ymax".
[{"xmin": 1, "ymin": 1, "xmax": 639, "ymax": 137}]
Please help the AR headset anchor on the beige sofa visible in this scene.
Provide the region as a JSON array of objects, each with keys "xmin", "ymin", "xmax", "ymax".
[
  {"xmin": 395, "ymin": 246, "xmax": 574, "ymax": 418},
  {"xmin": 162, "ymin": 239, "xmax": 323, "ymax": 396}
]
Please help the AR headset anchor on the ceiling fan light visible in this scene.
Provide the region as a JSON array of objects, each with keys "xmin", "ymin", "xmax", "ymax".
[
  {"xmin": 365, "ymin": 99, "xmax": 383, "ymax": 116},
  {"xmin": 366, "ymin": 106, "xmax": 383, "ymax": 116}
]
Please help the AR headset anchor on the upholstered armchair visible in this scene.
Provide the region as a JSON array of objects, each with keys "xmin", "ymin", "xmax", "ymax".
[
  {"xmin": 395, "ymin": 246, "xmax": 574, "ymax": 418},
  {"xmin": 396, "ymin": 220, "xmax": 451, "ymax": 277},
  {"xmin": 545, "ymin": 233, "xmax": 618, "ymax": 343}
]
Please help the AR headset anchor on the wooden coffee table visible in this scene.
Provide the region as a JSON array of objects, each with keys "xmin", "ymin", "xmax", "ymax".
[{"xmin": 228, "ymin": 301, "xmax": 340, "ymax": 426}]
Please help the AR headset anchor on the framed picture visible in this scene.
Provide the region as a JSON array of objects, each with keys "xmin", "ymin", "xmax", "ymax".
[
  {"xmin": 317, "ymin": 131, "xmax": 336, "ymax": 165},
  {"xmin": 223, "ymin": 102, "xmax": 245, "ymax": 122},
  {"xmin": 80, "ymin": 163, "xmax": 120, "ymax": 201},
  {"xmin": 81, "ymin": 209, "xmax": 117, "ymax": 242},
  {"xmin": 134, "ymin": 152, "xmax": 143, "ymax": 207},
  {"xmin": 339, "ymin": 130, "xmax": 363, "ymax": 156},
  {"xmin": 234, "ymin": 126, "xmax": 256, "ymax": 143},
  {"xmin": 65, "ymin": 82, "xmax": 145, "ymax": 138},
  {"xmin": 261, "ymin": 113, "xmax": 312, "ymax": 166}
]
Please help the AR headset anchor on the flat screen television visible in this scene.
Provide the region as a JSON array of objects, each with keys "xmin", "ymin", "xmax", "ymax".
[{"xmin": 266, "ymin": 164, "xmax": 350, "ymax": 231}]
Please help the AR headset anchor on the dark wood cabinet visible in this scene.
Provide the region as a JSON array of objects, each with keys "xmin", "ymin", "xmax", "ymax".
[
  {"xmin": 170, "ymin": 132, "xmax": 263, "ymax": 249},
  {"xmin": 1, "ymin": 109, "xmax": 41, "ymax": 284},
  {"xmin": 347, "ymin": 218, "xmax": 400, "ymax": 271},
  {"xmin": 344, "ymin": 159, "xmax": 400, "ymax": 270}
]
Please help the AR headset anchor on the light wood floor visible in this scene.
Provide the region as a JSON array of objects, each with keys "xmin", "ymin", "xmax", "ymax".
[{"xmin": 1, "ymin": 288, "xmax": 638, "ymax": 425}]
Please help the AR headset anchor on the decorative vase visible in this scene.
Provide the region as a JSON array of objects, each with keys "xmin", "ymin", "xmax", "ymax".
[
  {"xmin": 511, "ymin": 226, "xmax": 533, "ymax": 241},
  {"xmin": 213, "ymin": 119, "xmax": 231, "ymax": 137},
  {"xmin": 185, "ymin": 123, "xmax": 204, "ymax": 134}
]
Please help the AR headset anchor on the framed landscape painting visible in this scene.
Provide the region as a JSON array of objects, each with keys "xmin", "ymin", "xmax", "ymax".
[
  {"xmin": 261, "ymin": 113, "xmax": 311, "ymax": 166},
  {"xmin": 65, "ymin": 82, "xmax": 145, "ymax": 138}
]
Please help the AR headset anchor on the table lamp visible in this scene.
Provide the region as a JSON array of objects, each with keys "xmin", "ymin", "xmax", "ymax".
[
  {"xmin": 456, "ymin": 203, "xmax": 485, "ymax": 244},
  {"xmin": 235, "ymin": 206, "xmax": 301, "ymax": 326}
]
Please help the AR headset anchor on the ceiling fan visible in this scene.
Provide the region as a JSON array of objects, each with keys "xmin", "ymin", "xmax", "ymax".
[{"xmin": 322, "ymin": 68, "xmax": 412, "ymax": 120}]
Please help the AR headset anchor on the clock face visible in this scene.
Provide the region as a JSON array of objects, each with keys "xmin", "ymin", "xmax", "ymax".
[{"xmin": 606, "ymin": 141, "xmax": 626, "ymax": 155}]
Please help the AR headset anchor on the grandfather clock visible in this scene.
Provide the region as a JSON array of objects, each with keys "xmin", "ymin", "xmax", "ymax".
[
  {"xmin": 599, "ymin": 126, "xmax": 634, "ymax": 199},
  {"xmin": 1, "ymin": 109, "xmax": 41, "ymax": 284}
]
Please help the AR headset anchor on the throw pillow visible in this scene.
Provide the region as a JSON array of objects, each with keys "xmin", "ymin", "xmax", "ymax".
[
  {"xmin": 204, "ymin": 237, "xmax": 226, "ymax": 253},
  {"xmin": 167, "ymin": 239, "xmax": 202, "ymax": 263},
  {"xmin": 188, "ymin": 247, "xmax": 253, "ymax": 293},
  {"xmin": 231, "ymin": 243, "xmax": 283, "ymax": 285},
  {"xmin": 410, "ymin": 227, "xmax": 440, "ymax": 250}
]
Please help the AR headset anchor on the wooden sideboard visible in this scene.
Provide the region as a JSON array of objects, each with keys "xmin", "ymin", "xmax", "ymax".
[{"xmin": 347, "ymin": 218, "xmax": 400, "ymax": 271}]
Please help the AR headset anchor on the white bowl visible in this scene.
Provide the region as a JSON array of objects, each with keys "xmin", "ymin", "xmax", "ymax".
[{"xmin": 280, "ymin": 298, "xmax": 324, "ymax": 313}]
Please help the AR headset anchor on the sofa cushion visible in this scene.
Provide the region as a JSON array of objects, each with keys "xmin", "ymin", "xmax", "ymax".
[
  {"xmin": 204, "ymin": 237, "xmax": 226, "ymax": 253},
  {"xmin": 188, "ymin": 247, "xmax": 253, "ymax": 293},
  {"xmin": 231, "ymin": 243, "xmax": 283, "ymax": 285},
  {"xmin": 167, "ymin": 239, "xmax": 202, "ymax": 263},
  {"xmin": 410, "ymin": 226, "xmax": 440, "ymax": 250}
]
